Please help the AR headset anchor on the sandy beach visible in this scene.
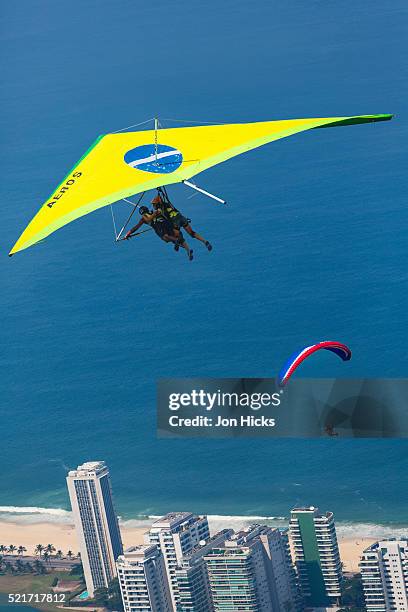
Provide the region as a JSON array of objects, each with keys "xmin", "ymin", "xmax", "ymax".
[
  {"xmin": 0, "ymin": 519, "xmax": 376, "ymax": 573},
  {"xmin": 338, "ymin": 538, "xmax": 374, "ymax": 573},
  {"xmin": 0, "ymin": 521, "xmax": 145, "ymax": 557}
]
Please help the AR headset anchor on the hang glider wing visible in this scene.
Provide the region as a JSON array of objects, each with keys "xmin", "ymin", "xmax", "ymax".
[{"xmin": 9, "ymin": 114, "xmax": 392, "ymax": 255}]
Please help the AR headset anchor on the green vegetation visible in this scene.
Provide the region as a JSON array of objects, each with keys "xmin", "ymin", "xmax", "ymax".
[
  {"xmin": 340, "ymin": 574, "xmax": 365, "ymax": 610},
  {"xmin": 0, "ymin": 556, "xmax": 47, "ymax": 576},
  {"xmin": 0, "ymin": 569, "xmax": 84, "ymax": 612},
  {"xmin": 69, "ymin": 563, "xmax": 84, "ymax": 578},
  {"xmin": 92, "ymin": 578, "xmax": 123, "ymax": 611}
]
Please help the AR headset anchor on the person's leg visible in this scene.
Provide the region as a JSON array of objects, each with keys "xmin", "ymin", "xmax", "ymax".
[
  {"xmin": 178, "ymin": 238, "xmax": 193, "ymax": 260},
  {"xmin": 162, "ymin": 233, "xmax": 178, "ymax": 244},
  {"xmin": 164, "ymin": 232, "xmax": 193, "ymax": 260},
  {"xmin": 184, "ymin": 224, "xmax": 212, "ymax": 251},
  {"xmin": 174, "ymin": 230, "xmax": 193, "ymax": 260},
  {"xmin": 184, "ymin": 224, "xmax": 205, "ymax": 243}
]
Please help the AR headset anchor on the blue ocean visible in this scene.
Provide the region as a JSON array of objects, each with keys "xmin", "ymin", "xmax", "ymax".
[{"xmin": 0, "ymin": 0, "xmax": 407, "ymax": 534}]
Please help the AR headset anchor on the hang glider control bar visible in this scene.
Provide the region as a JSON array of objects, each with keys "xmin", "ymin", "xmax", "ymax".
[{"xmin": 183, "ymin": 180, "xmax": 227, "ymax": 205}]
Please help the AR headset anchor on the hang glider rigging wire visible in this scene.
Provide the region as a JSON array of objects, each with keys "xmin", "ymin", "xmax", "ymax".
[
  {"xmin": 110, "ymin": 192, "xmax": 147, "ymax": 241},
  {"xmin": 110, "ymin": 116, "xmax": 227, "ymax": 135}
]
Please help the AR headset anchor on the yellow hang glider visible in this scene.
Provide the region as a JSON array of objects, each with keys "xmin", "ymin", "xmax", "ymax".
[{"xmin": 9, "ymin": 114, "xmax": 392, "ymax": 255}]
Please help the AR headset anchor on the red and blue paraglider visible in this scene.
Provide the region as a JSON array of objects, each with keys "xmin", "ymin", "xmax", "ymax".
[{"xmin": 278, "ymin": 341, "xmax": 352, "ymax": 387}]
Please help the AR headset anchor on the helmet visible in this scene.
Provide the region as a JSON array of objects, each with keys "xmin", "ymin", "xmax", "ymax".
[
  {"xmin": 139, "ymin": 205, "xmax": 149, "ymax": 215},
  {"xmin": 151, "ymin": 194, "xmax": 162, "ymax": 205}
]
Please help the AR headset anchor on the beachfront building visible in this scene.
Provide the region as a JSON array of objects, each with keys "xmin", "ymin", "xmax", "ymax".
[
  {"xmin": 204, "ymin": 525, "xmax": 299, "ymax": 611},
  {"xmin": 360, "ymin": 538, "xmax": 408, "ymax": 611},
  {"xmin": 146, "ymin": 512, "xmax": 210, "ymax": 610},
  {"xmin": 66, "ymin": 461, "xmax": 123, "ymax": 597},
  {"xmin": 117, "ymin": 545, "xmax": 172, "ymax": 612},
  {"xmin": 174, "ymin": 529, "xmax": 233, "ymax": 611},
  {"xmin": 289, "ymin": 506, "xmax": 342, "ymax": 608}
]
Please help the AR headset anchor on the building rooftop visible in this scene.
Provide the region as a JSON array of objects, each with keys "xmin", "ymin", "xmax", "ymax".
[
  {"xmin": 291, "ymin": 506, "xmax": 319, "ymax": 513},
  {"xmin": 223, "ymin": 525, "xmax": 269, "ymax": 548},
  {"xmin": 362, "ymin": 538, "xmax": 408, "ymax": 554},
  {"xmin": 117, "ymin": 544, "xmax": 159, "ymax": 563},
  {"xmin": 204, "ymin": 546, "xmax": 251, "ymax": 558},
  {"xmin": 290, "ymin": 507, "xmax": 334, "ymax": 520},
  {"xmin": 68, "ymin": 461, "xmax": 107, "ymax": 477},
  {"xmin": 125, "ymin": 545, "xmax": 155, "ymax": 553},
  {"xmin": 151, "ymin": 511, "xmax": 202, "ymax": 529},
  {"xmin": 178, "ymin": 529, "xmax": 234, "ymax": 565}
]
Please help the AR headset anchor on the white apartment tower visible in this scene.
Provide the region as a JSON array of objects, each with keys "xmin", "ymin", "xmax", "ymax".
[
  {"xmin": 67, "ymin": 461, "xmax": 123, "ymax": 597},
  {"xmin": 174, "ymin": 529, "xmax": 234, "ymax": 611},
  {"xmin": 289, "ymin": 506, "xmax": 342, "ymax": 607},
  {"xmin": 146, "ymin": 512, "xmax": 210, "ymax": 610},
  {"xmin": 360, "ymin": 539, "xmax": 408, "ymax": 611},
  {"xmin": 204, "ymin": 525, "xmax": 299, "ymax": 611},
  {"xmin": 117, "ymin": 545, "xmax": 172, "ymax": 612}
]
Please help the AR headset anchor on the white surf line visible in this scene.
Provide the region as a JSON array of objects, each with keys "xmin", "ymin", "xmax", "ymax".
[{"xmin": 128, "ymin": 149, "xmax": 182, "ymax": 168}]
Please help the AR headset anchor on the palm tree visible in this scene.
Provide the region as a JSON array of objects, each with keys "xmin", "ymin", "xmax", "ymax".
[
  {"xmin": 8, "ymin": 545, "xmax": 17, "ymax": 556},
  {"xmin": 17, "ymin": 546, "xmax": 27, "ymax": 557},
  {"xmin": 0, "ymin": 545, "xmax": 7, "ymax": 555},
  {"xmin": 45, "ymin": 544, "xmax": 55, "ymax": 556},
  {"xmin": 66, "ymin": 550, "xmax": 73, "ymax": 559},
  {"xmin": 56, "ymin": 550, "xmax": 63, "ymax": 559},
  {"xmin": 43, "ymin": 551, "xmax": 50, "ymax": 565},
  {"xmin": 34, "ymin": 544, "xmax": 44, "ymax": 557}
]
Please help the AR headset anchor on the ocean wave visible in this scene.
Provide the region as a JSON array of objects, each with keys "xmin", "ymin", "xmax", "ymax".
[
  {"xmin": 1, "ymin": 507, "xmax": 406, "ymax": 540},
  {"xmin": 335, "ymin": 521, "xmax": 408, "ymax": 540},
  {"xmin": 206, "ymin": 515, "xmax": 288, "ymax": 533},
  {"xmin": 0, "ymin": 506, "xmax": 73, "ymax": 524}
]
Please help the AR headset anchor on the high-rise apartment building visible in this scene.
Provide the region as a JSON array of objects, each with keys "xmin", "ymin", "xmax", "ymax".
[
  {"xmin": 147, "ymin": 512, "xmax": 210, "ymax": 609},
  {"xmin": 360, "ymin": 538, "xmax": 408, "ymax": 611},
  {"xmin": 175, "ymin": 529, "xmax": 233, "ymax": 611},
  {"xmin": 204, "ymin": 525, "xmax": 299, "ymax": 611},
  {"xmin": 67, "ymin": 461, "xmax": 123, "ymax": 597},
  {"xmin": 117, "ymin": 545, "xmax": 172, "ymax": 612},
  {"xmin": 289, "ymin": 506, "xmax": 342, "ymax": 607}
]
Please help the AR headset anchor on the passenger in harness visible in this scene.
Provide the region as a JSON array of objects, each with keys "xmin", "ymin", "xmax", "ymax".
[
  {"xmin": 152, "ymin": 189, "xmax": 212, "ymax": 252},
  {"xmin": 125, "ymin": 206, "xmax": 193, "ymax": 261}
]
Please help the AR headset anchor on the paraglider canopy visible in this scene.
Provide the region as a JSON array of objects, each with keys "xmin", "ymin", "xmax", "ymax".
[
  {"xmin": 278, "ymin": 341, "xmax": 352, "ymax": 387},
  {"xmin": 9, "ymin": 114, "xmax": 392, "ymax": 255}
]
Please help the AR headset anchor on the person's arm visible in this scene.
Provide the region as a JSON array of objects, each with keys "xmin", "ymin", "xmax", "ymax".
[
  {"xmin": 125, "ymin": 218, "xmax": 145, "ymax": 239},
  {"xmin": 142, "ymin": 210, "xmax": 161, "ymax": 223}
]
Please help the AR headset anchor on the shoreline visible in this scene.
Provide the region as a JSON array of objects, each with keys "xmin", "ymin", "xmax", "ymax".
[{"xmin": 1, "ymin": 517, "xmax": 405, "ymax": 574}]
